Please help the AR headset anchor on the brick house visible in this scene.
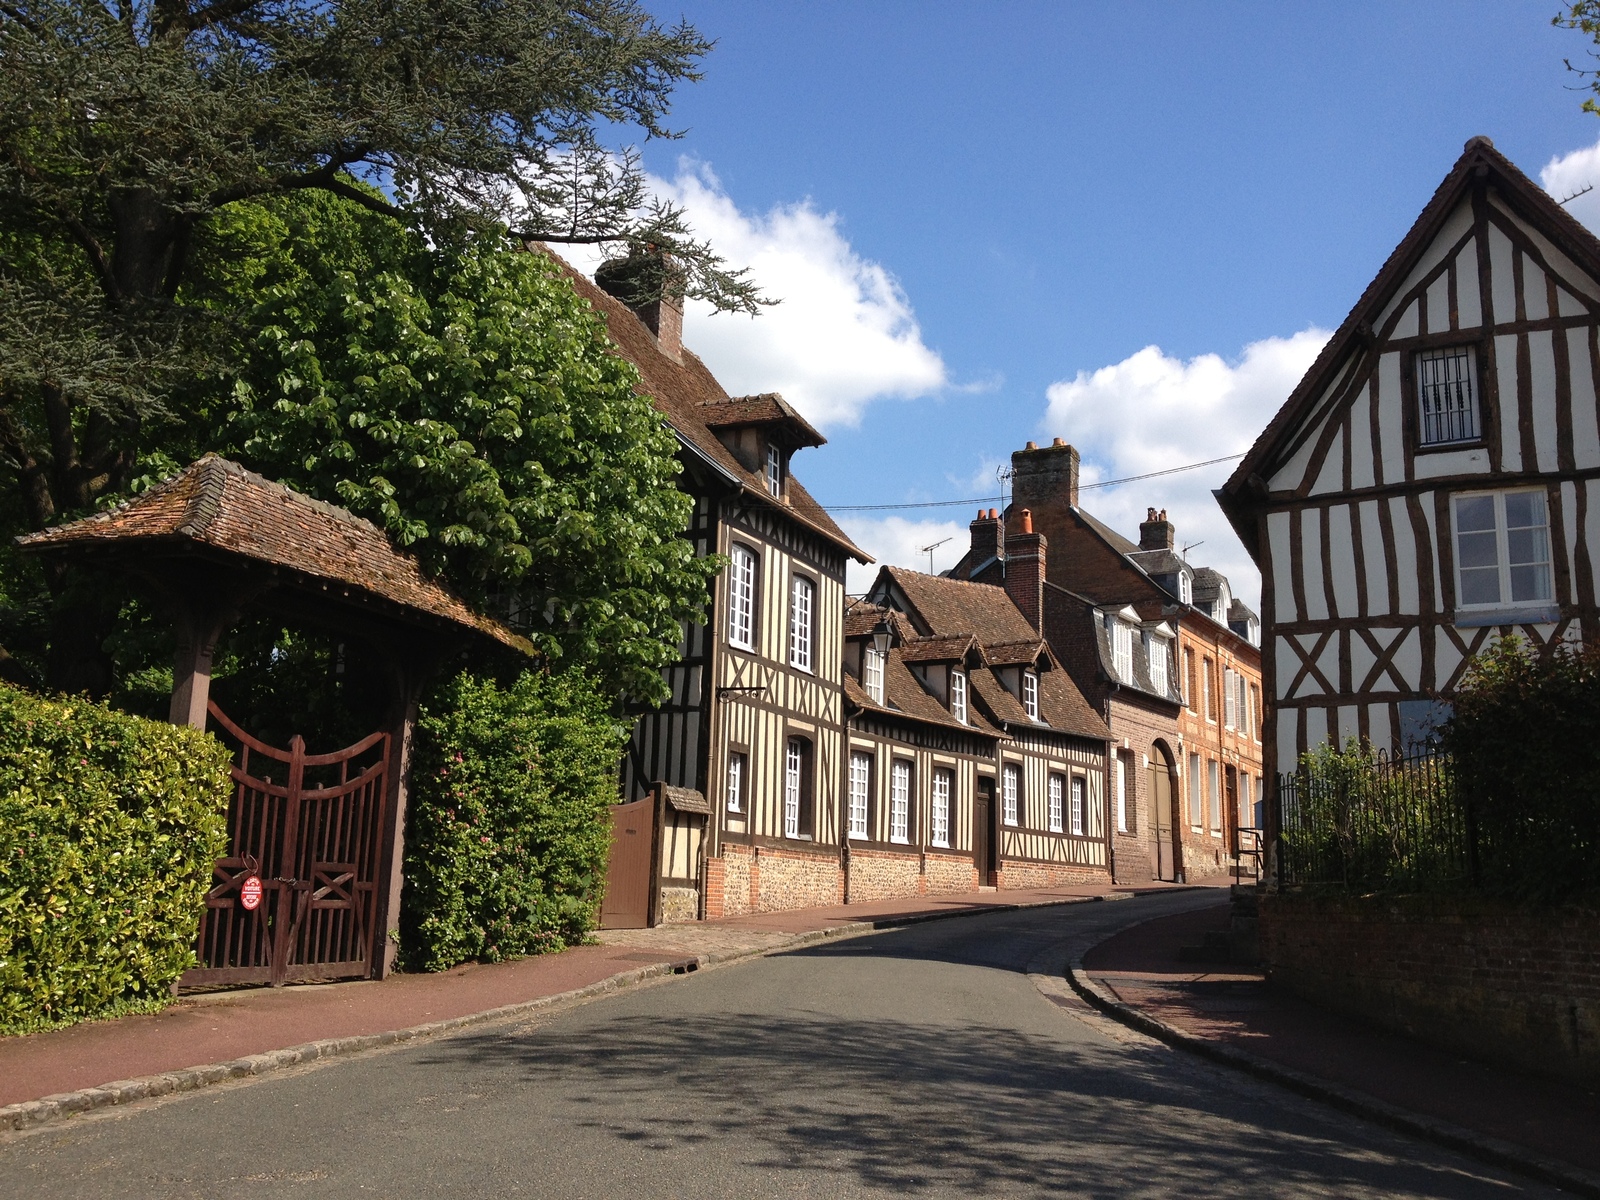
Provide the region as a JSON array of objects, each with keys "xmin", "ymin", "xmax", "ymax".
[{"xmin": 948, "ymin": 440, "xmax": 1263, "ymax": 882}]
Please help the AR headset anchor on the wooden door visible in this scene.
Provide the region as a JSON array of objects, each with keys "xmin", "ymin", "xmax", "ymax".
[
  {"xmin": 1150, "ymin": 759, "xmax": 1177, "ymax": 882},
  {"xmin": 974, "ymin": 777, "xmax": 998, "ymax": 886},
  {"xmin": 600, "ymin": 797, "xmax": 656, "ymax": 929}
]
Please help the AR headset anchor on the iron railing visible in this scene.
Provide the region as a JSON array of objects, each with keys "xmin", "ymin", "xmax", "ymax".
[{"xmin": 1276, "ymin": 746, "xmax": 1470, "ymax": 891}]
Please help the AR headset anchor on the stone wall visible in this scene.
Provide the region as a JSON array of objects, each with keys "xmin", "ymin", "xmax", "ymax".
[
  {"xmin": 706, "ymin": 844, "xmax": 754, "ymax": 919},
  {"xmin": 997, "ymin": 859, "xmax": 1107, "ymax": 889},
  {"xmin": 1261, "ymin": 892, "xmax": 1600, "ymax": 1082},
  {"xmin": 845, "ymin": 848, "xmax": 978, "ymax": 902},
  {"xmin": 755, "ymin": 845, "xmax": 843, "ymax": 912},
  {"xmin": 924, "ymin": 850, "xmax": 979, "ymax": 896},
  {"xmin": 657, "ymin": 886, "xmax": 699, "ymax": 924}
]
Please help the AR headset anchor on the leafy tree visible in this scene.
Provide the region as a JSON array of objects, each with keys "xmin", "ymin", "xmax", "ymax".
[{"xmin": 0, "ymin": 0, "xmax": 757, "ymax": 689}]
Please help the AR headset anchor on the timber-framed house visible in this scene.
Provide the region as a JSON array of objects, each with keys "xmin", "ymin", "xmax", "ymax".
[
  {"xmin": 858, "ymin": 566, "xmax": 1115, "ymax": 888},
  {"xmin": 1218, "ymin": 136, "xmax": 1600, "ymax": 789},
  {"xmin": 555, "ymin": 253, "xmax": 871, "ymax": 922},
  {"xmin": 948, "ymin": 440, "xmax": 1262, "ymax": 883}
]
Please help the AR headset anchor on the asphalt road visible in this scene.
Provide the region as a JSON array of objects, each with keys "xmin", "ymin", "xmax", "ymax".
[{"xmin": 0, "ymin": 891, "xmax": 1560, "ymax": 1198}]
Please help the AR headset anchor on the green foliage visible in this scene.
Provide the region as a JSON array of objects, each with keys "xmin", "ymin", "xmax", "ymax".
[
  {"xmin": 400, "ymin": 669, "xmax": 623, "ymax": 973},
  {"xmin": 1441, "ymin": 636, "xmax": 1600, "ymax": 901},
  {"xmin": 0, "ymin": 682, "xmax": 232, "ymax": 1035},
  {"xmin": 215, "ymin": 191, "xmax": 720, "ymax": 704}
]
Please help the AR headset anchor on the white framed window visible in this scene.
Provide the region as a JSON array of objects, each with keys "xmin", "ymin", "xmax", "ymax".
[
  {"xmin": 1111, "ymin": 620, "xmax": 1133, "ymax": 682},
  {"xmin": 728, "ymin": 545, "xmax": 756, "ymax": 651},
  {"xmin": 789, "ymin": 576, "xmax": 814, "ymax": 672},
  {"xmin": 1240, "ymin": 773, "xmax": 1253, "ymax": 828},
  {"xmin": 1179, "ymin": 572, "xmax": 1193, "ymax": 605},
  {"xmin": 1148, "ymin": 636, "xmax": 1169, "ymax": 695},
  {"xmin": 1417, "ymin": 346, "xmax": 1481, "ymax": 446},
  {"xmin": 1071, "ymin": 775, "xmax": 1085, "ymax": 836},
  {"xmin": 931, "ymin": 769, "xmax": 951, "ymax": 848},
  {"xmin": 1223, "ymin": 667, "xmax": 1237, "ymax": 729},
  {"xmin": 1022, "ymin": 670, "xmax": 1039, "ymax": 720},
  {"xmin": 766, "ymin": 442, "xmax": 782, "ymax": 496},
  {"xmin": 1048, "ymin": 773, "xmax": 1064, "ymax": 833},
  {"xmin": 1451, "ymin": 489, "xmax": 1553, "ymax": 612},
  {"xmin": 848, "ymin": 751, "xmax": 871, "ymax": 839},
  {"xmin": 785, "ymin": 738, "xmax": 804, "ymax": 838},
  {"xmin": 1115, "ymin": 756, "xmax": 1128, "ymax": 833},
  {"xmin": 1203, "ymin": 658, "xmax": 1215, "ymax": 722},
  {"xmin": 1208, "ymin": 758, "xmax": 1221, "ymax": 832},
  {"xmin": 1188, "ymin": 752, "xmax": 1203, "ymax": 826},
  {"xmin": 863, "ymin": 646, "xmax": 885, "ymax": 704},
  {"xmin": 726, "ymin": 751, "xmax": 746, "ymax": 815},
  {"xmin": 1001, "ymin": 763, "xmax": 1020, "ymax": 826},
  {"xmin": 950, "ymin": 669, "xmax": 967, "ymax": 724},
  {"xmin": 890, "ymin": 759, "xmax": 911, "ymax": 843}
]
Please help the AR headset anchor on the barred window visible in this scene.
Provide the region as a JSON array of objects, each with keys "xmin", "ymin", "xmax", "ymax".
[
  {"xmin": 1002, "ymin": 763, "xmax": 1020, "ymax": 826},
  {"xmin": 1048, "ymin": 773, "xmax": 1064, "ymax": 833},
  {"xmin": 1417, "ymin": 346, "xmax": 1481, "ymax": 446},
  {"xmin": 890, "ymin": 759, "xmax": 912, "ymax": 843},
  {"xmin": 728, "ymin": 545, "xmax": 757, "ymax": 651},
  {"xmin": 931, "ymin": 769, "xmax": 951, "ymax": 848}
]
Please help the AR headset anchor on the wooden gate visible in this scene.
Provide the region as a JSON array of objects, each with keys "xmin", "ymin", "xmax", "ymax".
[
  {"xmin": 600, "ymin": 797, "xmax": 656, "ymax": 929},
  {"xmin": 181, "ymin": 702, "xmax": 391, "ymax": 988}
]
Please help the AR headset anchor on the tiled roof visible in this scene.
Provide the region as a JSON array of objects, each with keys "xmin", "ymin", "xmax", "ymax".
[
  {"xmin": 842, "ymin": 601, "xmax": 914, "ymax": 641},
  {"xmin": 899, "ymin": 633, "xmax": 978, "ymax": 664},
  {"xmin": 983, "ymin": 638, "xmax": 1048, "ymax": 667},
  {"xmin": 1191, "ymin": 567, "xmax": 1226, "ymax": 601},
  {"xmin": 699, "ymin": 393, "xmax": 824, "ymax": 447},
  {"xmin": 16, "ymin": 457, "xmax": 530, "ymax": 653},
  {"xmin": 541, "ymin": 248, "xmax": 869, "ymax": 564},
  {"xmin": 844, "ymin": 646, "xmax": 1001, "ymax": 738}
]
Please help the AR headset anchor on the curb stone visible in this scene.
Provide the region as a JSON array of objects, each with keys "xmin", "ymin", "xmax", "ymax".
[
  {"xmin": 1064, "ymin": 932, "xmax": 1600, "ymax": 1199},
  {"xmin": 0, "ymin": 888, "xmax": 1146, "ymax": 1138}
]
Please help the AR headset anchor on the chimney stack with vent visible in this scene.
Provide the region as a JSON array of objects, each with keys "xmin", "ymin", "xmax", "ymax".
[
  {"xmin": 594, "ymin": 248, "xmax": 685, "ymax": 364},
  {"xmin": 1004, "ymin": 509, "xmax": 1046, "ymax": 632},
  {"xmin": 1139, "ymin": 507, "xmax": 1175, "ymax": 551},
  {"xmin": 968, "ymin": 506, "xmax": 1003, "ymax": 567}
]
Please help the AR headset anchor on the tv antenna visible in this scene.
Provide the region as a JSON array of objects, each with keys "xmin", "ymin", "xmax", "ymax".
[
  {"xmin": 1181, "ymin": 539, "xmax": 1205, "ymax": 560},
  {"xmin": 920, "ymin": 536, "xmax": 953, "ymax": 573},
  {"xmin": 1559, "ymin": 182, "xmax": 1594, "ymax": 207}
]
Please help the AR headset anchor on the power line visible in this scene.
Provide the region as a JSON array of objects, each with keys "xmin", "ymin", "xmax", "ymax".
[{"xmin": 821, "ymin": 452, "xmax": 1246, "ymax": 513}]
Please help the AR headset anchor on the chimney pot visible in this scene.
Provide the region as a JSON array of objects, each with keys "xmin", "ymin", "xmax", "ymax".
[
  {"xmin": 1139, "ymin": 507, "xmax": 1176, "ymax": 552},
  {"xmin": 1053, "ymin": 437, "xmax": 1065, "ymax": 447},
  {"xmin": 987, "ymin": 507, "xmax": 997, "ymax": 520},
  {"xmin": 1019, "ymin": 509, "xmax": 1033, "ymax": 534},
  {"xmin": 1025, "ymin": 441, "xmax": 1037, "ymax": 451}
]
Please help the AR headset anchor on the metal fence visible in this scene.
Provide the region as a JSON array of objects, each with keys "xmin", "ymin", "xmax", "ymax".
[{"xmin": 1275, "ymin": 746, "xmax": 1470, "ymax": 890}]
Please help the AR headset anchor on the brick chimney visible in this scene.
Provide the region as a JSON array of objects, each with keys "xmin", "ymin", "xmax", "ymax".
[
  {"xmin": 1139, "ymin": 507, "xmax": 1175, "ymax": 551},
  {"xmin": 1010, "ymin": 437, "xmax": 1078, "ymax": 540},
  {"xmin": 594, "ymin": 249, "xmax": 685, "ymax": 364},
  {"xmin": 968, "ymin": 506, "xmax": 1003, "ymax": 565},
  {"xmin": 1004, "ymin": 508, "xmax": 1046, "ymax": 632}
]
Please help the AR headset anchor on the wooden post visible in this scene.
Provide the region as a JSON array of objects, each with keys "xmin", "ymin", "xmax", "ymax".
[
  {"xmin": 169, "ymin": 599, "xmax": 237, "ymax": 730},
  {"xmin": 373, "ymin": 680, "xmax": 422, "ymax": 978}
]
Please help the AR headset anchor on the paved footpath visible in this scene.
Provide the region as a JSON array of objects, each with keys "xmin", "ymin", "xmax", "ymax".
[
  {"xmin": 1079, "ymin": 900, "xmax": 1600, "ymax": 1190},
  {"xmin": 0, "ymin": 880, "xmax": 1200, "ymax": 1116}
]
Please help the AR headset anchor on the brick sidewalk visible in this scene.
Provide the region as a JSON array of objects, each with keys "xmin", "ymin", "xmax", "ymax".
[
  {"xmin": 1080, "ymin": 901, "xmax": 1600, "ymax": 1178},
  {"xmin": 0, "ymin": 880, "xmax": 1202, "ymax": 1115}
]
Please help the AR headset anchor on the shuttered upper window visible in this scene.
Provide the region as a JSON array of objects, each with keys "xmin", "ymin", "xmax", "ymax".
[
  {"xmin": 789, "ymin": 576, "xmax": 814, "ymax": 672},
  {"xmin": 728, "ymin": 545, "xmax": 756, "ymax": 651},
  {"xmin": 1416, "ymin": 346, "xmax": 1481, "ymax": 446}
]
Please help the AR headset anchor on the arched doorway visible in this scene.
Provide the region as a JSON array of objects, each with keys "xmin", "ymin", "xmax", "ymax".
[{"xmin": 1148, "ymin": 741, "xmax": 1182, "ymax": 882}]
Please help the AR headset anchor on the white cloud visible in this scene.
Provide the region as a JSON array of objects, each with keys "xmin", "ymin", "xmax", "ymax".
[
  {"xmin": 561, "ymin": 160, "xmax": 947, "ymax": 428},
  {"xmin": 836, "ymin": 515, "xmax": 967, "ymax": 594},
  {"xmin": 1541, "ymin": 137, "xmax": 1600, "ymax": 235},
  {"xmin": 1041, "ymin": 329, "xmax": 1330, "ymax": 610}
]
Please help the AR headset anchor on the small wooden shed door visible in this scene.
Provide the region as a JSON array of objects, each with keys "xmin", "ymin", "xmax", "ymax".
[{"xmin": 600, "ymin": 798, "xmax": 655, "ymax": 929}]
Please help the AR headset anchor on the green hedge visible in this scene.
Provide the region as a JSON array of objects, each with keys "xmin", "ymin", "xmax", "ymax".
[
  {"xmin": 0, "ymin": 684, "xmax": 233, "ymax": 1035},
  {"xmin": 400, "ymin": 670, "xmax": 623, "ymax": 972}
]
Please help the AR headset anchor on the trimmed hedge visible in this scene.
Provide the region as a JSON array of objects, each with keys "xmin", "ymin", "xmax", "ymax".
[
  {"xmin": 0, "ymin": 684, "xmax": 233, "ymax": 1035},
  {"xmin": 400, "ymin": 670, "xmax": 623, "ymax": 973}
]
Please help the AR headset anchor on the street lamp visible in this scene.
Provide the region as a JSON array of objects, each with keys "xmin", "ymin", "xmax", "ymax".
[{"xmin": 871, "ymin": 618, "xmax": 893, "ymax": 660}]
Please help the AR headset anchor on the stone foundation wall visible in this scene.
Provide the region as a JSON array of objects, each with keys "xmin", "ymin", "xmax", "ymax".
[
  {"xmin": 997, "ymin": 859, "xmax": 1108, "ymax": 890},
  {"xmin": 657, "ymin": 886, "xmax": 699, "ymax": 924},
  {"xmin": 923, "ymin": 851, "xmax": 979, "ymax": 896},
  {"xmin": 1261, "ymin": 892, "xmax": 1600, "ymax": 1083},
  {"xmin": 706, "ymin": 843, "xmax": 754, "ymax": 919},
  {"xmin": 755, "ymin": 846, "xmax": 843, "ymax": 912},
  {"xmin": 847, "ymin": 848, "xmax": 924, "ymax": 902}
]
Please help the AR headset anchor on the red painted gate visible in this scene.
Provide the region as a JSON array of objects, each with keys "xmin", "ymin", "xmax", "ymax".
[{"xmin": 181, "ymin": 702, "xmax": 391, "ymax": 988}]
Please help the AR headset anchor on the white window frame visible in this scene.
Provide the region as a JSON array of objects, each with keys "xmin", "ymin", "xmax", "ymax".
[
  {"xmin": 890, "ymin": 759, "xmax": 912, "ymax": 844},
  {"xmin": 1188, "ymin": 752, "xmax": 1203, "ymax": 826},
  {"xmin": 1148, "ymin": 636, "xmax": 1168, "ymax": 695},
  {"xmin": 1179, "ymin": 571, "xmax": 1193, "ymax": 605},
  {"xmin": 1240, "ymin": 773, "xmax": 1253, "ymax": 828},
  {"xmin": 1450, "ymin": 488, "xmax": 1554, "ymax": 614},
  {"xmin": 1223, "ymin": 667, "xmax": 1237, "ymax": 729},
  {"xmin": 1111, "ymin": 620, "xmax": 1133, "ymax": 682},
  {"xmin": 726, "ymin": 751, "xmax": 746, "ymax": 815},
  {"xmin": 848, "ymin": 751, "xmax": 871, "ymax": 839},
  {"xmin": 766, "ymin": 442, "xmax": 782, "ymax": 497},
  {"xmin": 728, "ymin": 544, "xmax": 756, "ymax": 651},
  {"xmin": 1022, "ymin": 670, "xmax": 1039, "ymax": 720},
  {"xmin": 789, "ymin": 576, "xmax": 814, "ymax": 672},
  {"xmin": 1416, "ymin": 345, "xmax": 1481, "ymax": 447},
  {"xmin": 950, "ymin": 668, "xmax": 967, "ymax": 724},
  {"xmin": 784, "ymin": 738, "xmax": 803, "ymax": 838},
  {"xmin": 1047, "ymin": 773, "xmax": 1064, "ymax": 833},
  {"xmin": 1115, "ymin": 756, "xmax": 1128, "ymax": 833},
  {"xmin": 931, "ymin": 769, "xmax": 951, "ymax": 848},
  {"xmin": 1001, "ymin": 763, "xmax": 1020, "ymax": 827},
  {"xmin": 1070, "ymin": 775, "xmax": 1085, "ymax": 837},
  {"xmin": 1208, "ymin": 758, "xmax": 1221, "ymax": 833},
  {"xmin": 863, "ymin": 645, "xmax": 885, "ymax": 704}
]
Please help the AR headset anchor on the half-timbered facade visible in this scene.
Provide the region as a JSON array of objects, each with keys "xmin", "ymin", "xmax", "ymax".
[
  {"xmin": 861, "ymin": 566, "xmax": 1115, "ymax": 888},
  {"xmin": 554, "ymin": 252, "xmax": 871, "ymax": 922},
  {"xmin": 1218, "ymin": 136, "xmax": 1600, "ymax": 788}
]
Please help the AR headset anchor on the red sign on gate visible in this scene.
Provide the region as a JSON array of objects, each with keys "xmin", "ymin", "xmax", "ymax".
[{"xmin": 240, "ymin": 875, "xmax": 263, "ymax": 912}]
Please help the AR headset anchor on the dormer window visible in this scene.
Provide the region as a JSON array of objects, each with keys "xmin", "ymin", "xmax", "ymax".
[
  {"xmin": 1417, "ymin": 345, "xmax": 1481, "ymax": 446},
  {"xmin": 950, "ymin": 669, "xmax": 967, "ymax": 724},
  {"xmin": 1022, "ymin": 669, "xmax": 1039, "ymax": 720},
  {"xmin": 863, "ymin": 645, "xmax": 885, "ymax": 704},
  {"xmin": 1111, "ymin": 620, "xmax": 1133, "ymax": 683},
  {"xmin": 766, "ymin": 443, "xmax": 782, "ymax": 497},
  {"xmin": 1147, "ymin": 635, "xmax": 1169, "ymax": 695},
  {"xmin": 1179, "ymin": 572, "xmax": 1192, "ymax": 606}
]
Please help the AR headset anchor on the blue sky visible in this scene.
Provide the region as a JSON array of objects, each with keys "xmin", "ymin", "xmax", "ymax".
[{"xmin": 592, "ymin": 2, "xmax": 1600, "ymax": 596}]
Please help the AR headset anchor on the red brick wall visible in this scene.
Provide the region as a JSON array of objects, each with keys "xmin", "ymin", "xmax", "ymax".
[{"xmin": 1261, "ymin": 892, "xmax": 1600, "ymax": 1082}]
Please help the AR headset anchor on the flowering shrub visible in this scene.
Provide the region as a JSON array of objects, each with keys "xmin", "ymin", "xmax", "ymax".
[
  {"xmin": 400, "ymin": 670, "xmax": 623, "ymax": 972},
  {"xmin": 0, "ymin": 683, "xmax": 232, "ymax": 1034}
]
